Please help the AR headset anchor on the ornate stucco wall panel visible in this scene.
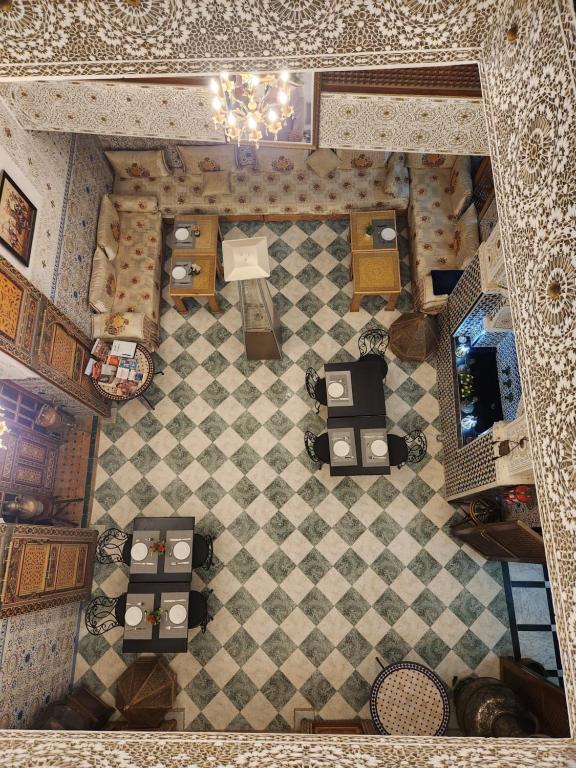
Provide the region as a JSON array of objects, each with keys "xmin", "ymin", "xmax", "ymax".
[
  {"xmin": 0, "ymin": 1, "xmax": 497, "ymax": 79},
  {"xmin": 5, "ymin": 81, "xmax": 224, "ymax": 143},
  {"xmin": 319, "ymin": 94, "xmax": 489, "ymax": 154}
]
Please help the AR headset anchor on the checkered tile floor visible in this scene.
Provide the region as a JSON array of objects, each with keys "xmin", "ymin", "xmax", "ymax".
[{"xmin": 76, "ymin": 218, "xmax": 511, "ymax": 731}]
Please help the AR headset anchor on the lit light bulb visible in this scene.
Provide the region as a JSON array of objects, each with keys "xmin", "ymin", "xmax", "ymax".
[
  {"xmin": 220, "ymin": 71, "xmax": 229, "ymax": 81},
  {"xmin": 280, "ymin": 70, "xmax": 290, "ymax": 82},
  {"xmin": 268, "ymin": 109, "xmax": 278, "ymax": 122},
  {"xmin": 278, "ymin": 90, "xmax": 288, "ymax": 105},
  {"xmin": 211, "ymin": 96, "xmax": 222, "ymax": 110},
  {"xmin": 247, "ymin": 114, "xmax": 257, "ymax": 130},
  {"xmin": 210, "ymin": 78, "xmax": 219, "ymax": 94},
  {"xmin": 227, "ymin": 112, "xmax": 236, "ymax": 126},
  {"xmin": 250, "ymin": 74, "xmax": 260, "ymax": 87}
]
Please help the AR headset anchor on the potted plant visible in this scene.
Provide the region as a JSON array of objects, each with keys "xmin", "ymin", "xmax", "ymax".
[
  {"xmin": 147, "ymin": 609, "xmax": 162, "ymax": 626},
  {"xmin": 365, "ymin": 224, "xmax": 373, "ymax": 237}
]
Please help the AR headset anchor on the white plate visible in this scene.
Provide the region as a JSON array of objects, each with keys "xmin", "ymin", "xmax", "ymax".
[
  {"xmin": 125, "ymin": 606, "xmax": 143, "ymax": 627},
  {"xmin": 381, "ymin": 227, "xmax": 396, "ymax": 241},
  {"xmin": 333, "ymin": 439, "xmax": 350, "ymax": 458},
  {"xmin": 175, "ymin": 227, "xmax": 189, "ymax": 241},
  {"xmin": 172, "ymin": 265, "xmax": 188, "ymax": 281},
  {"xmin": 169, "ymin": 604, "xmax": 187, "ymax": 625},
  {"xmin": 173, "ymin": 540, "xmax": 191, "ymax": 561},
  {"xmin": 327, "ymin": 381, "xmax": 345, "ymax": 398},
  {"xmin": 131, "ymin": 542, "xmax": 148, "ymax": 562},
  {"xmin": 371, "ymin": 438, "xmax": 388, "ymax": 457}
]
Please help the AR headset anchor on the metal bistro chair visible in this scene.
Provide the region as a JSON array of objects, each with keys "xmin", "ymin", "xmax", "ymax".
[
  {"xmin": 192, "ymin": 533, "xmax": 215, "ymax": 570},
  {"xmin": 96, "ymin": 528, "xmax": 132, "ymax": 566},
  {"xmin": 188, "ymin": 590, "xmax": 214, "ymax": 634},
  {"xmin": 358, "ymin": 328, "xmax": 389, "ymax": 380},
  {"xmin": 85, "ymin": 594, "xmax": 126, "ymax": 636},
  {"xmin": 305, "ymin": 367, "xmax": 327, "ymax": 413},
  {"xmin": 304, "ymin": 430, "xmax": 331, "ymax": 468},
  {"xmin": 388, "ymin": 429, "xmax": 428, "ymax": 468}
]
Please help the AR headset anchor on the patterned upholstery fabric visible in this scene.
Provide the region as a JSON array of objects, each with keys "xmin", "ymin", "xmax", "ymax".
[
  {"xmin": 88, "ymin": 247, "xmax": 116, "ymax": 313},
  {"xmin": 454, "ymin": 203, "xmax": 480, "ymax": 268},
  {"xmin": 89, "ymin": 195, "xmax": 162, "ymax": 349},
  {"xmin": 178, "ymin": 144, "xmax": 236, "ymax": 173},
  {"xmin": 336, "ymin": 148, "xmax": 390, "ymax": 170},
  {"xmin": 257, "ymin": 147, "xmax": 309, "ymax": 173},
  {"xmin": 114, "ymin": 152, "xmax": 410, "ymax": 217},
  {"xmin": 202, "ymin": 171, "xmax": 231, "ymax": 196},
  {"xmin": 306, "ymin": 148, "xmax": 340, "ymax": 177},
  {"xmin": 405, "ymin": 153, "xmax": 457, "ymax": 170},
  {"xmin": 450, "ymin": 156, "xmax": 473, "ymax": 218},
  {"xmin": 109, "ymin": 194, "xmax": 158, "ymax": 213},
  {"xmin": 97, "ymin": 195, "xmax": 121, "ymax": 261},
  {"xmin": 105, "ymin": 150, "xmax": 170, "ymax": 179},
  {"xmin": 408, "ymin": 158, "xmax": 476, "ymax": 314}
]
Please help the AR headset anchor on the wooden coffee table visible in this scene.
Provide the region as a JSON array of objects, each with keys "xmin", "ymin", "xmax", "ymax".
[
  {"xmin": 168, "ymin": 215, "xmax": 223, "ymax": 314},
  {"xmin": 349, "ymin": 210, "xmax": 401, "ymax": 312}
]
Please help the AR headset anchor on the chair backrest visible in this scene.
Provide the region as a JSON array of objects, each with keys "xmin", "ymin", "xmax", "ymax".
[
  {"xmin": 387, "ymin": 434, "xmax": 409, "ymax": 467},
  {"xmin": 305, "ymin": 367, "xmax": 320, "ymax": 401},
  {"xmin": 188, "ymin": 590, "xmax": 212, "ymax": 633},
  {"xmin": 96, "ymin": 528, "xmax": 130, "ymax": 565},
  {"xmin": 358, "ymin": 328, "xmax": 389, "ymax": 358},
  {"xmin": 406, "ymin": 429, "xmax": 427, "ymax": 464},
  {"xmin": 192, "ymin": 533, "xmax": 214, "ymax": 570},
  {"xmin": 304, "ymin": 430, "xmax": 321, "ymax": 464},
  {"xmin": 85, "ymin": 595, "xmax": 122, "ymax": 635}
]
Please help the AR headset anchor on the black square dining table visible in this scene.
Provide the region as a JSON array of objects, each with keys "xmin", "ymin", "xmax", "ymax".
[
  {"xmin": 129, "ymin": 516, "xmax": 195, "ymax": 583},
  {"xmin": 325, "ymin": 360, "xmax": 386, "ymax": 418},
  {"xmin": 327, "ymin": 415, "xmax": 390, "ymax": 476},
  {"xmin": 122, "ymin": 581, "xmax": 190, "ymax": 653}
]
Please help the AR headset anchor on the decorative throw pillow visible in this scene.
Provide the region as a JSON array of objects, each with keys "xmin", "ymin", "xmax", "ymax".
[
  {"xmin": 336, "ymin": 149, "xmax": 389, "ymax": 170},
  {"xmin": 97, "ymin": 195, "xmax": 121, "ymax": 261},
  {"xmin": 89, "ymin": 247, "xmax": 116, "ymax": 312},
  {"xmin": 450, "ymin": 155, "xmax": 473, "ymax": 218},
  {"xmin": 454, "ymin": 203, "xmax": 479, "ymax": 268},
  {"xmin": 109, "ymin": 194, "xmax": 158, "ymax": 213},
  {"xmin": 257, "ymin": 147, "xmax": 309, "ymax": 173},
  {"xmin": 431, "ymin": 269, "xmax": 464, "ymax": 296},
  {"xmin": 104, "ymin": 150, "xmax": 170, "ymax": 179},
  {"xmin": 202, "ymin": 171, "xmax": 231, "ymax": 196},
  {"xmin": 92, "ymin": 311, "xmax": 145, "ymax": 340},
  {"xmin": 178, "ymin": 144, "xmax": 236, "ymax": 173},
  {"xmin": 306, "ymin": 148, "xmax": 340, "ymax": 178}
]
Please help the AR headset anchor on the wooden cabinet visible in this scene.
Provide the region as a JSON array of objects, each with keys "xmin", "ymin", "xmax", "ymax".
[
  {"xmin": 451, "ymin": 519, "xmax": 546, "ymax": 563},
  {"xmin": 0, "ymin": 523, "xmax": 96, "ymax": 617}
]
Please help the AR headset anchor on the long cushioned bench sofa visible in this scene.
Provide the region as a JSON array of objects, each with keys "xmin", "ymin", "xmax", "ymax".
[{"xmin": 108, "ymin": 145, "xmax": 410, "ymax": 219}]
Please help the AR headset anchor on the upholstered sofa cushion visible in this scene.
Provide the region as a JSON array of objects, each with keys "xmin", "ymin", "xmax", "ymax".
[
  {"xmin": 454, "ymin": 203, "xmax": 479, "ymax": 268},
  {"xmin": 405, "ymin": 153, "xmax": 457, "ymax": 170},
  {"xmin": 258, "ymin": 147, "xmax": 309, "ymax": 173},
  {"xmin": 105, "ymin": 150, "xmax": 169, "ymax": 179},
  {"xmin": 306, "ymin": 148, "xmax": 340, "ymax": 178},
  {"xmin": 89, "ymin": 247, "xmax": 116, "ymax": 312},
  {"xmin": 450, "ymin": 155, "xmax": 473, "ymax": 218},
  {"xmin": 109, "ymin": 194, "xmax": 158, "ymax": 213},
  {"xmin": 115, "ymin": 210, "xmax": 162, "ymax": 263},
  {"xmin": 202, "ymin": 171, "xmax": 231, "ymax": 196},
  {"xmin": 178, "ymin": 144, "xmax": 235, "ymax": 173},
  {"xmin": 336, "ymin": 149, "xmax": 389, "ymax": 170},
  {"xmin": 97, "ymin": 195, "xmax": 121, "ymax": 261}
]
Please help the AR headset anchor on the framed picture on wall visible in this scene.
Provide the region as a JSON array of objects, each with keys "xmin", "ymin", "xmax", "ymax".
[{"xmin": 0, "ymin": 171, "xmax": 37, "ymax": 267}]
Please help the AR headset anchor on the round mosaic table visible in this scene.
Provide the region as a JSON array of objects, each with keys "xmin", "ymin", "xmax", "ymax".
[
  {"xmin": 91, "ymin": 343, "xmax": 155, "ymax": 406},
  {"xmin": 370, "ymin": 661, "xmax": 450, "ymax": 736}
]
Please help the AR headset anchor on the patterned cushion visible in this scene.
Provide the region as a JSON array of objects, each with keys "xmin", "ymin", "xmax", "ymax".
[
  {"xmin": 450, "ymin": 155, "xmax": 473, "ymax": 218},
  {"xmin": 306, "ymin": 149, "xmax": 340, "ymax": 178},
  {"xmin": 454, "ymin": 203, "xmax": 479, "ymax": 268},
  {"xmin": 178, "ymin": 144, "xmax": 236, "ymax": 173},
  {"xmin": 105, "ymin": 150, "xmax": 169, "ymax": 179},
  {"xmin": 92, "ymin": 311, "xmax": 145, "ymax": 340},
  {"xmin": 336, "ymin": 149, "xmax": 390, "ymax": 170},
  {"xmin": 202, "ymin": 171, "xmax": 231, "ymax": 196},
  {"xmin": 257, "ymin": 147, "xmax": 309, "ymax": 173},
  {"xmin": 405, "ymin": 153, "xmax": 457, "ymax": 170},
  {"xmin": 112, "ymin": 255, "xmax": 160, "ymax": 321},
  {"xmin": 109, "ymin": 194, "xmax": 158, "ymax": 213},
  {"xmin": 89, "ymin": 247, "xmax": 116, "ymax": 313},
  {"xmin": 97, "ymin": 195, "xmax": 121, "ymax": 261},
  {"xmin": 116, "ymin": 211, "xmax": 162, "ymax": 263}
]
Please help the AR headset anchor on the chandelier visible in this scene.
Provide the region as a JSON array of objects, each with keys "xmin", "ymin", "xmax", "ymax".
[{"xmin": 210, "ymin": 72, "xmax": 293, "ymax": 145}]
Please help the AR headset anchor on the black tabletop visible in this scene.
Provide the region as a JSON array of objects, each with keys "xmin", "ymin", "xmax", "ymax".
[
  {"xmin": 325, "ymin": 360, "xmax": 386, "ymax": 418},
  {"xmin": 327, "ymin": 415, "xmax": 390, "ymax": 476},
  {"xmin": 122, "ymin": 581, "xmax": 189, "ymax": 653},
  {"xmin": 130, "ymin": 516, "xmax": 195, "ymax": 583}
]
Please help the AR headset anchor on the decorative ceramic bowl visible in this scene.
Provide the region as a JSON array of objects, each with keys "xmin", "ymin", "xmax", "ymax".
[
  {"xmin": 172, "ymin": 265, "xmax": 188, "ymax": 281},
  {"xmin": 381, "ymin": 227, "xmax": 396, "ymax": 241},
  {"xmin": 175, "ymin": 227, "xmax": 189, "ymax": 241}
]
